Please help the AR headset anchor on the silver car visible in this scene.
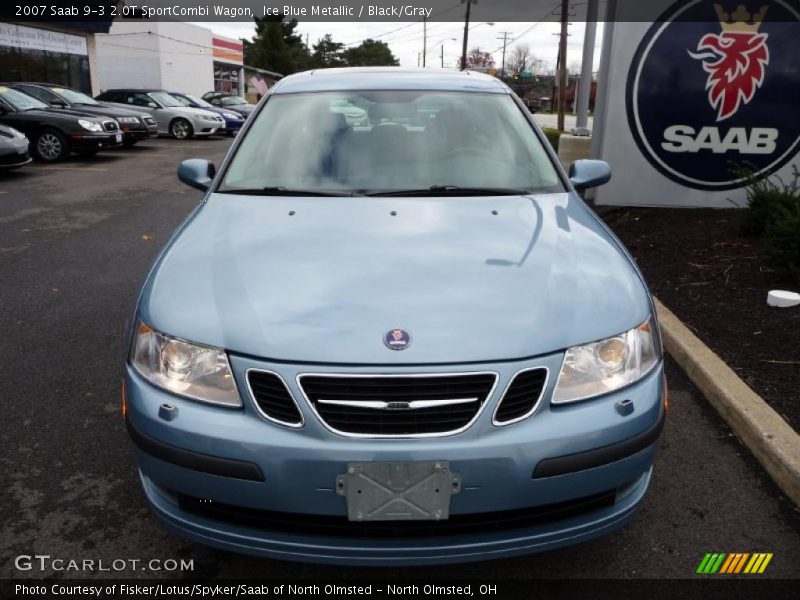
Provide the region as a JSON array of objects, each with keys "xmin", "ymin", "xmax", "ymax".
[{"xmin": 94, "ymin": 89, "xmax": 225, "ymax": 139}]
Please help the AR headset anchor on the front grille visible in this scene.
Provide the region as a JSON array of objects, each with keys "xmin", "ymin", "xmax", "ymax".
[
  {"xmin": 247, "ymin": 371, "xmax": 303, "ymax": 427},
  {"xmin": 177, "ymin": 489, "xmax": 616, "ymax": 538},
  {"xmin": 494, "ymin": 368, "xmax": 548, "ymax": 424},
  {"xmin": 103, "ymin": 120, "xmax": 119, "ymax": 132},
  {"xmin": 299, "ymin": 373, "xmax": 497, "ymax": 436}
]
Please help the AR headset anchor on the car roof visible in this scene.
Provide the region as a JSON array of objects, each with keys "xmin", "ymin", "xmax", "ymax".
[
  {"xmin": 100, "ymin": 89, "xmax": 168, "ymax": 94},
  {"xmin": 270, "ymin": 67, "xmax": 511, "ymax": 95}
]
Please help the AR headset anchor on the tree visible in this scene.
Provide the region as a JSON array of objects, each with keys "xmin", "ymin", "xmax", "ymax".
[
  {"xmin": 342, "ymin": 39, "xmax": 399, "ymax": 67},
  {"xmin": 243, "ymin": 13, "xmax": 311, "ymax": 75},
  {"xmin": 508, "ymin": 44, "xmax": 543, "ymax": 75},
  {"xmin": 460, "ymin": 47, "xmax": 495, "ymax": 70},
  {"xmin": 311, "ymin": 34, "xmax": 345, "ymax": 68}
]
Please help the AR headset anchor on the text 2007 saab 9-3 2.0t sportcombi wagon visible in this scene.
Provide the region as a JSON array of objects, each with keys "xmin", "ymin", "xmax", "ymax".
[{"xmin": 123, "ymin": 67, "xmax": 667, "ymax": 565}]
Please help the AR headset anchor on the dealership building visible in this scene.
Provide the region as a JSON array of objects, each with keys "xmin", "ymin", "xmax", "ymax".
[
  {"xmin": 0, "ymin": 21, "xmax": 110, "ymax": 95},
  {"xmin": 93, "ymin": 21, "xmax": 280, "ymax": 99}
]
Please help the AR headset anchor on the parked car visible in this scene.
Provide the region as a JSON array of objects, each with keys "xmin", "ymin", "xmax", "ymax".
[
  {"xmin": 0, "ymin": 85, "xmax": 122, "ymax": 162},
  {"xmin": 169, "ymin": 92, "xmax": 245, "ymax": 136},
  {"xmin": 0, "ymin": 124, "xmax": 31, "ymax": 170},
  {"xmin": 95, "ymin": 89, "xmax": 225, "ymax": 140},
  {"xmin": 124, "ymin": 68, "xmax": 665, "ymax": 565},
  {"xmin": 201, "ymin": 92, "xmax": 255, "ymax": 118},
  {"xmin": 8, "ymin": 83, "xmax": 158, "ymax": 147}
]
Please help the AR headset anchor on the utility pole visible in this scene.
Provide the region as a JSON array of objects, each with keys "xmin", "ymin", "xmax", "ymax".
[
  {"xmin": 497, "ymin": 31, "xmax": 514, "ymax": 80},
  {"xmin": 557, "ymin": 0, "xmax": 569, "ymax": 131},
  {"xmin": 573, "ymin": 0, "xmax": 598, "ymax": 135},
  {"xmin": 460, "ymin": 0, "xmax": 477, "ymax": 70},
  {"xmin": 422, "ymin": 16, "xmax": 427, "ymax": 67}
]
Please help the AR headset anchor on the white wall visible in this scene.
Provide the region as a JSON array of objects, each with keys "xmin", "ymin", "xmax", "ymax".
[{"xmin": 95, "ymin": 21, "xmax": 213, "ymax": 95}]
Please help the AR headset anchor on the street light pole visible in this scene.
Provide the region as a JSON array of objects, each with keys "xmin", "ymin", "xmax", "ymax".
[
  {"xmin": 497, "ymin": 31, "xmax": 513, "ymax": 80},
  {"xmin": 460, "ymin": 0, "xmax": 477, "ymax": 70},
  {"xmin": 422, "ymin": 16, "xmax": 427, "ymax": 67},
  {"xmin": 573, "ymin": 0, "xmax": 598, "ymax": 135}
]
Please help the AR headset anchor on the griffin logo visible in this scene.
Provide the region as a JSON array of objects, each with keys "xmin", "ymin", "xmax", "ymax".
[{"xmin": 689, "ymin": 4, "xmax": 770, "ymax": 121}]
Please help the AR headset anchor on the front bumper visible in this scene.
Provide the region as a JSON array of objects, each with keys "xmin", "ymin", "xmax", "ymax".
[
  {"xmin": 124, "ymin": 354, "xmax": 665, "ymax": 564},
  {"xmin": 0, "ymin": 146, "xmax": 31, "ymax": 168},
  {"xmin": 70, "ymin": 132, "xmax": 123, "ymax": 151}
]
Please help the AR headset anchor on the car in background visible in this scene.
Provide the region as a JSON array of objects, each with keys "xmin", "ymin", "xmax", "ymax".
[
  {"xmin": 169, "ymin": 92, "xmax": 245, "ymax": 136},
  {"xmin": 201, "ymin": 92, "xmax": 255, "ymax": 118},
  {"xmin": 0, "ymin": 124, "xmax": 31, "ymax": 170},
  {"xmin": 95, "ymin": 89, "xmax": 225, "ymax": 140},
  {"xmin": 7, "ymin": 83, "xmax": 157, "ymax": 147},
  {"xmin": 0, "ymin": 85, "xmax": 122, "ymax": 162},
  {"xmin": 329, "ymin": 99, "xmax": 368, "ymax": 126}
]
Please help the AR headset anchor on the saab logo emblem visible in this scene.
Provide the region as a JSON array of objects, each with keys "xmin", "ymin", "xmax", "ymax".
[
  {"xmin": 626, "ymin": 0, "xmax": 800, "ymax": 191},
  {"xmin": 689, "ymin": 4, "xmax": 770, "ymax": 121},
  {"xmin": 384, "ymin": 328, "xmax": 411, "ymax": 350}
]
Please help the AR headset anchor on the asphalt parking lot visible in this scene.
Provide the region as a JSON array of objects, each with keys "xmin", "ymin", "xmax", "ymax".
[{"xmin": 1, "ymin": 138, "xmax": 799, "ymax": 580}]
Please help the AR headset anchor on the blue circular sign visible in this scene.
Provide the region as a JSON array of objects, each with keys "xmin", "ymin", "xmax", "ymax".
[
  {"xmin": 383, "ymin": 328, "xmax": 411, "ymax": 351},
  {"xmin": 626, "ymin": 0, "xmax": 800, "ymax": 191}
]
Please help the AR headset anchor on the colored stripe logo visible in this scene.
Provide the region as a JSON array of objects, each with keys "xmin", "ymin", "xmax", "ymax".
[{"xmin": 696, "ymin": 552, "xmax": 773, "ymax": 574}]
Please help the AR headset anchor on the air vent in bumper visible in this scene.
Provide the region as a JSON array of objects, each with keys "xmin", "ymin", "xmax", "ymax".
[
  {"xmin": 298, "ymin": 373, "xmax": 498, "ymax": 437},
  {"xmin": 493, "ymin": 368, "xmax": 548, "ymax": 425},
  {"xmin": 247, "ymin": 370, "xmax": 303, "ymax": 427}
]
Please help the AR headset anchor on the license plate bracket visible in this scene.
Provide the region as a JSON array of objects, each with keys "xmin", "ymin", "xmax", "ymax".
[{"xmin": 336, "ymin": 461, "xmax": 460, "ymax": 522}]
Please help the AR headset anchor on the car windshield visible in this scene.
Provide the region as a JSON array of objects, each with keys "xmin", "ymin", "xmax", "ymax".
[
  {"xmin": 51, "ymin": 87, "xmax": 99, "ymax": 105},
  {"xmin": 220, "ymin": 90, "xmax": 563, "ymax": 195},
  {"xmin": 220, "ymin": 96, "xmax": 247, "ymax": 106},
  {"xmin": 185, "ymin": 94, "xmax": 214, "ymax": 108},
  {"xmin": 0, "ymin": 86, "xmax": 49, "ymax": 110},
  {"xmin": 149, "ymin": 92, "xmax": 183, "ymax": 107}
]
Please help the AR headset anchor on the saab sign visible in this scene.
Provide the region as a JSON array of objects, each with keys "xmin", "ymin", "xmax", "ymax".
[{"xmin": 593, "ymin": 0, "xmax": 800, "ymax": 206}]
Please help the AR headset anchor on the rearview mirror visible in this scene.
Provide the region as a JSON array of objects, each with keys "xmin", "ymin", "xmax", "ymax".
[
  {"xmin": 178, "ymin": 159, "xmax": 216, "ymax": 192},
  {"xmin": 568, "ymin": 159, "xmax": 611, "ymax": 191}
]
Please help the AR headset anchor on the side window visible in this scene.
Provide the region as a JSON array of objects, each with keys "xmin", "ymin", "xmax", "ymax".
[{"xmin": 127, "ymin": 93, "xmax": 153, "ymax": 107}]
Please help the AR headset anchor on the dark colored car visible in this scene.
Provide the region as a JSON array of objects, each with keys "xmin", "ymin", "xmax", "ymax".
[
  {"xmin": 169, "ymin": 92, "xmax": 245, "ymax": 135},
  {"xmin": 200, "ymin": 92, "xmax": 255, "ymax": 118},
  {"xmin": 0, "ymin": 85, "xmax": 122, "ymax": 162},
  {"xmin": 0, "ymin": 123, "xmax": 31, "ymax": 169},
  {"xmin": 9, "ymin": 83, "xmax": 158, "ymax": 146}
]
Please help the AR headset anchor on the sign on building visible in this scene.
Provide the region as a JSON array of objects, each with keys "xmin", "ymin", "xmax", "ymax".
[{"xmin": 0, "ymin": 22, "xmax": 87, "ymax": 55}]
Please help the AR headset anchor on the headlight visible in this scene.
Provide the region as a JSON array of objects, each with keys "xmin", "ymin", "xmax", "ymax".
[
  {"xmin": 223, "ymin": 112, "xmax": 241, "ymax": 120},
  {"xmin": 200, "ymin": 114, "xmax": 216, "ymax": 121},
  {"xmin": 78, "ymin": 119, "xmax": 103, "ymax": 132},
  {"xmin": 129, "ymin": 322, "xmax": 241, "ymax": 407},
  {"xmin": 117, "ymin": 116, "xmax": 139, "ymax": 124},
  {"xmin": 552, "ymin": 317, "xmax": 661, "ymax": 404}
]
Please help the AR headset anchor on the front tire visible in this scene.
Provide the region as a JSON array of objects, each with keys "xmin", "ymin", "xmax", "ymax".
[
  {"xmin": 170, "ymin": 118, "xmax": 193, "ymax": 140},
  {"xmin": 33, "ymin": 129, "xmax": 69, "ymax": 163}
]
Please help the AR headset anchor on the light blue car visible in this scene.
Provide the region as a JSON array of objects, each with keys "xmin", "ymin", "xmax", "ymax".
[{"xmin": 124, "ymin": 67, "xmax": 666, "ymax": 565}]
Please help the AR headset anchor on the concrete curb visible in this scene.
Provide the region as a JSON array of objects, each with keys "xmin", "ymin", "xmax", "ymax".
[{"xmin": 655, "ymin": 298, "xmax": 800, "ymax": 507}]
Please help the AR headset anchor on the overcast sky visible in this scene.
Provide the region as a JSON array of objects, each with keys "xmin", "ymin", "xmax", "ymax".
[{"xmin": 200, "ymin": 21, "xmax": 605, "ymax": 72}]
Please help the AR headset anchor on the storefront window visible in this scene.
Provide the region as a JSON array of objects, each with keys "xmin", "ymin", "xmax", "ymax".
[
  {"xmin": 0, "ymin": 46, "xmax": 91, "ymax": 93},
  {"xmin": 213, "ymin": 63, "xmax": 241, "ymax": 95}
]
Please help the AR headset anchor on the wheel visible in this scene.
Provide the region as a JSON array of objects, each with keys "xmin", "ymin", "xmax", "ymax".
[
  {"xmin": 33, "ymin": 129, "xmax": 69, "ymax": 162},
  {"xmin": 170, "ymin": 118, "xmax": 193, "ymax": 140}
]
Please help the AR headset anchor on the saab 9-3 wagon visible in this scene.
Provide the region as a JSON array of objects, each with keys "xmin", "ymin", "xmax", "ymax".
[{"xmin": 123, "ymin": 68, "xmax": 666, "ymax": 565}]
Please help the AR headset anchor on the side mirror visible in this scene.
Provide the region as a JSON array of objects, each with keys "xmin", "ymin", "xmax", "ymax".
[
  {"xmin": 178, "ymin": 159, "xmax": 216, "ymax": 192},
  {"xmin": 568, "ymin": 159, "xmax": 611, "ymax": 191}
]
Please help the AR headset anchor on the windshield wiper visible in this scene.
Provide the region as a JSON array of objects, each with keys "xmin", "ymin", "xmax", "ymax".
[
  {"xmin": 364, "ymin": 185, "xmax": 533, "ymax": 197},
  {"xmin": 218, "ymin": 186, "xmax": 362, "ymax": 197}
]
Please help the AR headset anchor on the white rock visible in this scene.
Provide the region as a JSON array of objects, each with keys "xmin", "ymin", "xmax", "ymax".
[{"xmin": 767, "ymin": 290, "xmax": 800, "ymax": 308}]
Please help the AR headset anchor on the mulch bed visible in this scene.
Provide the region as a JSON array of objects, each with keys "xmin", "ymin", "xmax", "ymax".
[{"xmin": 599, "ymin": 207, "xmax": 799, "ymax": 432}]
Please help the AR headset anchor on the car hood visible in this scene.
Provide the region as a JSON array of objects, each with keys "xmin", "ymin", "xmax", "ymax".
[
  {"xmin": 140, "ymin": 193, "xmax": 652, "ymax": 364},
  {"xmin": 230, "ymin": 104, "xmax": 254, "ymax": 114},
  {"xmin": 9, "ymin": 108, "xmax": 105, "ymax": 123},
  {"xmin": 177, "ymin": 106, "xmax": 222, "ymax": 118},
  {"xmin": 62, "ymin": 104, "xmax": 141, "ymax": 118}
]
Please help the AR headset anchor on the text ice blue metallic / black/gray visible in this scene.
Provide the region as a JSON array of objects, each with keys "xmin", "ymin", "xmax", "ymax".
[{"xmin": 123, "ymin": 67, "xmax": 667, "ymax": 565}]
